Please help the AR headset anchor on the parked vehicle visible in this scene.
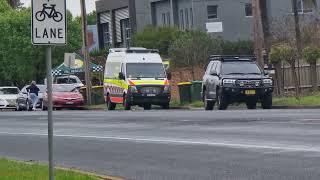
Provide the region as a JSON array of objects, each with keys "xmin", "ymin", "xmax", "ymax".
[
  {"xmin": 0, "ymin": 87, "xmax": 20, "ymax": 110},
  {"xmin": 42, "ymin": 84, "xmax": 84, "ymax": 110},
  {"xmin": 16, "ymin": 85, "xmax": 46, "ymax": 111},
  {"xmin": 104, "ymin": 48, "xmax": 171, "ymax": 110},
  {"xmin": 45, "ymin": 75, "xmax": 84, "ymax": 88},
  {"xmin": 202, "ymin": 55, "xmax": 274, "ymax": 110}
]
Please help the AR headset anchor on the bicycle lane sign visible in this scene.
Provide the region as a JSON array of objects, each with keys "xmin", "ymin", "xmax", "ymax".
[{"xmin": 32, "ymin": 0, "xmax": 66, "ymax": 45}]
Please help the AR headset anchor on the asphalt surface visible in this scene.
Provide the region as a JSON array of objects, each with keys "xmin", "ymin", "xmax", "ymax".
[{"xmin": 1, "ymin": 109, "xmax": 320, "ymax": 180}]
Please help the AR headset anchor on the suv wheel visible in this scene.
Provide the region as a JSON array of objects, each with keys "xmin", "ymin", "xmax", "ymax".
[
  {"xmin": 261, "ymin": 93, "xmax": 272, "ymax": 109},
  {"xmin": 246, "ymin": 99, "xmax": 257, "ymax": 109},
  {"xmin": 106, "ymin": 95, "xmax": 116, "ymax": 110},
  {"xmin": 203, "ymin": 91, "xmax": 214, "ymax": 110},
  {"xmin": 216, "ymin": 92, "xmax": 228, "ymax": 110},
  {"xmin": 123, "ymin": 94, "xmax": 131, "ymax": 110},
  {"xmin": 161, "ymin": 103, "xmax": 170, "ymax": 109},
  {"xmin": 143, "ymin": 104, "xmax": 152, "ymax": 110}
]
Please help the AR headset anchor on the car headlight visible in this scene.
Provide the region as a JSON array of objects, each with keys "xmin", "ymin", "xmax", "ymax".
[
  {"xmin": 263, "ymin": 79, "xmax": 273, "ymax": 85},
  {"xmin": 129, "ymin": 86, "xmax": 138, "ymax": 93},
  {"xmin": 223, "ymin": 79, "xmax": 236, "ymax": 84},
  {"xmin": 163, "ymin": 85, "xmax": 170, "ymax": 93}
]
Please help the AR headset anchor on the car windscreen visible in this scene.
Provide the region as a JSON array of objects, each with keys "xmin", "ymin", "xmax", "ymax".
[
  {"xmin": 52, "ymin": 85, "xmax": 75, "ymax": 92},
  {"xmin": 0, "ymin": 88, "xmax": 19, "ymax": 95},
  {"xmin": 126, "ymin": 63, "xmax": 166, "ymax": 79},
  {"xmin": 221, "ymin": 62, "xmax": 262, "ymax": 75},
  {"xmin": 57, "ymin": 78, "xmax": 78, "ymax": 84}
]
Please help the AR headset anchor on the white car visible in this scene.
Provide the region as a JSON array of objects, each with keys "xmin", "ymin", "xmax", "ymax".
[{"xmin": 0, "ymin": 87, "xmax": 20, "ymax": 110}]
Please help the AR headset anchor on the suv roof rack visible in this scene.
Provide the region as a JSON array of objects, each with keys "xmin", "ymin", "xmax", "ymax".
[
  {"xmin": 109, "ymin": 48, "xmax": 159, "ymax": 54},
  {"xmin": 209, "ymin": 55, "xmax": 256, "ymax": 62}
]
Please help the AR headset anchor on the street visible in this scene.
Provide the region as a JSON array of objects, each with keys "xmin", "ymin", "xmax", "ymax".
[{"xmin": 1, "ymin": 109, "xmax": 320, "ymax": 180}]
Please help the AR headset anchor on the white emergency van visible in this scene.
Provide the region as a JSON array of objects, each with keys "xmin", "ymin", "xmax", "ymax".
[{"xmin": 104, "ymin": 48, "xmax": 171, "ymax": 110}]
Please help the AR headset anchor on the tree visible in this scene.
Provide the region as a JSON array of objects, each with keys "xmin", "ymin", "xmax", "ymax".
[
  {"xmin": 133, "ymin": 26, "xmax": 182, "ymax": 57},
  {"xmin": 269, "ymin": 45, "xmax": 284, "ymax": 95},
  {"xmin": 7, "ymin": 0, "xmax": 19, "ymax": 8},
  {"xmin": 278, "ymin": 44, "xmax": 300, "ymax": 98},
  {"xmin": 87, "ymin": 11, "xmax": 96, "ymax": 25},
  {"xmin": 0, "ymin": 1, "xmax": 82, "ymax": 87},
  {"xmin": 303, "ymin": 46, "xmax": 320, "ymax": 91},
  {"xmin": 169, "ymin": 31, "xmax": 222, "ymax": 80}
]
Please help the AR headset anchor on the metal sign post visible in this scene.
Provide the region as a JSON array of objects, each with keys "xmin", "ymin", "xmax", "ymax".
[{"xmin": 32, "ymin": 0, "xmax": 66, "ymax": 179}]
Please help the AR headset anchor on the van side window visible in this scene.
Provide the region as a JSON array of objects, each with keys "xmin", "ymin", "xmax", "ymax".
[{"xmin": 105, "ymin": 62, "xmax": 121, "ymax": 79}]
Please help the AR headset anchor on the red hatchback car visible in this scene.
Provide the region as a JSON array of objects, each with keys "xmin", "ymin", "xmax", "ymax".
[{"xmin": 42, "ymin": 84, "xmax": 84, "ymax": 110}]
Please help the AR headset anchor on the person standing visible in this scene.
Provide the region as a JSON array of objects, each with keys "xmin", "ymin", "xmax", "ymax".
[{"xmin": 27, "ymin": 81, "xmax": 40, "ymax": 111}]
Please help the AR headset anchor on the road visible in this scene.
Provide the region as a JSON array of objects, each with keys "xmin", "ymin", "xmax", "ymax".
[{"xmin": 1, "ymin": 109, "xmax": 320, "ymax": 180}]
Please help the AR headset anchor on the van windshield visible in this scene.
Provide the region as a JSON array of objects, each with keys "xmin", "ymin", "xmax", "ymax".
[{"xmin": 126, "ymin": 63, "xmax": 166, "ymax": 79}]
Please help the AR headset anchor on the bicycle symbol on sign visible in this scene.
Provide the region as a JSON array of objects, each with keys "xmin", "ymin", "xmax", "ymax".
[{"xmin": 35, "ymin": 3, "xmax": 63, "ymax": 22}]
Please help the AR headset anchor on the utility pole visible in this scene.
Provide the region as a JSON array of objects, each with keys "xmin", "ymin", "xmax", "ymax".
[
  {"xmin": 292, "ymin": 0, "xmax": 302, "ymax": 95},
  {"xmin": 252, "ymin": 0, "xmax": 265, "ymax": 68},
  {"xmin": 80, "ymin": 0, "xmax": 92, "ymax": 105}
]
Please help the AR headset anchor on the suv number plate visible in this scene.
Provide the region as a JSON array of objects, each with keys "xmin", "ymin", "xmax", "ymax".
[{"xmin": 245, "ymin": 90, "xmax": 256, "ymax": 95}]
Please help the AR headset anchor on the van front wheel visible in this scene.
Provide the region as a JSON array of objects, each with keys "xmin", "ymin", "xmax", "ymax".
[{"xmin": 107, "ymin": 96, "xmax": 116, "ymax": 110}]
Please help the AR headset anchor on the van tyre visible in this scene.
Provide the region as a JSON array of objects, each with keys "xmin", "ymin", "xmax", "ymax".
[
  {"xmin": 106, "ymin": 96, "xmax": 116, "ymax": 110},
  {"xmin": 123, "ymin": 94, "xmax": 131, "ymax": 110},
  {"xmin": 261, "ymin": 93, "xmax": 272, "ymax": 109},
  {"xmin": 216, "ymin": 92, "xmax": 228, "ymax": 110}
]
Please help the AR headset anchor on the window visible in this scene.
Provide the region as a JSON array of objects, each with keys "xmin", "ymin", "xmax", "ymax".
[
  {"xmin": 293, "ymin": 0, "xmax": 314, "ymax": 14},
  {"xmin": 101, "ymin": 23, "xmax": 110, "ymax": 48},
  {"xmin": 245, "ymin": 3, "xmax": 253, "ymax": 17},
  {"xmin": 120, "ymin": 18, "xmax": 130, "ymax": 43},
  {"xmin": 180, "ymin": 10, "xmax": 184, "ymax": 29},
  {"xmin": 185, "ymin": 9, "xmax": 189, "ymax": 28},
  {"xmin": 126, "ymin": 63, "xmax": 166, "ymax": 78},
  {"xmin": 105, "ymin": 62, "xmax": 121, "ymax": 79},
  {"xmin": 162, "ymin": 13, "xmax": 166, "ymax": 26},
  {"xmin": 190, "ymin": 8, "xmax": 193, "ymax": 28},
  {"xmin": 166, "ymin": 12, "xmax": 171, "ymax": 26},
  {"xmin": 207, "ymin": 5, "xmax": 218, "ymax": 19}
]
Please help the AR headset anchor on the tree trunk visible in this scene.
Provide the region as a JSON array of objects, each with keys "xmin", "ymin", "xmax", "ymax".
[
  {"xmin": 274, "ymin": 62, "xmax": 284, "ymax": 95},
  {"xmin": 310, "ymin": 61, "xmax": 318, "ymax": 92},
  {"xmin": 290, "ymin": 62, "xmax": 300, "ymax": 98}
]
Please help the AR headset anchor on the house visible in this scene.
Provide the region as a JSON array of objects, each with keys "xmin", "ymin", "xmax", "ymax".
[{"xmin": 95, "ymin": 0, "xmax": 320, "ymax": 49}]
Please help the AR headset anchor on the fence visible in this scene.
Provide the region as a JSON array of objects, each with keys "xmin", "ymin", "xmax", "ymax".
[{"xmin": 281, "ymin": 64, "xmax": 320, "ymax": 90}]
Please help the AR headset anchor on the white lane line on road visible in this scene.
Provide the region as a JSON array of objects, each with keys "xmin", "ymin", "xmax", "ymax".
[{"xmin": 0, "ymin": 131, "xmax": 319, "ymax": 153}]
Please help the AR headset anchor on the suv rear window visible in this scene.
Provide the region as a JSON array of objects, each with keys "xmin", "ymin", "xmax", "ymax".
[{"xmin": 221, "ymin": 62, "xmax": 261, "ymax": 75}]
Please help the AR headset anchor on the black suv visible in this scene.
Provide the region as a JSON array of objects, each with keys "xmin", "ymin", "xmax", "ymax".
[{"xmin": 202, "ymin": 55, "xmax": 273, "ymax": 110}]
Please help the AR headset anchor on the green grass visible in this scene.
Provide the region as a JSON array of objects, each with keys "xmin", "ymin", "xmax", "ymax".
[
  {"xmin": 273, "ymin": 92, "xmax": 320, "ymax": 106},
  {"xmin": 0, "ymin": 159, "xmax": 100, "ymax": 180}
]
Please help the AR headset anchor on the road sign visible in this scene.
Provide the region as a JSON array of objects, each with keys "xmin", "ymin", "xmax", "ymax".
[{"xmin": 32, "ymin": 0, "xmax": 66, "ymax": 45}]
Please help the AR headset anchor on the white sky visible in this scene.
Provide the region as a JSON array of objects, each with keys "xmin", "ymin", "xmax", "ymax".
[{"xmin": 21, "ymin": 0, "xmax": 96, "ymax": 17}]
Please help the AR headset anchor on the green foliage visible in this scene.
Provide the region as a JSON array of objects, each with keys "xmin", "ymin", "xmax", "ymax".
[
  {"xmin": 0, "ymin": 0, "xmax": 11, "ymax": 12},
  {"xmin": 169, "ymin": 30, "xmax": 222, "ymax": 68},
  {"xmin": 221, "ymin": 40, "xmax": 254, "ymax": 55},
  {"xmin": 269, "ymin": 45, "xmax": 283, "ymax": 64},
  {"xmin": 87, "ymin": 11, "xmax": 96, "ymax": 25},
  {"xmin": 132, "ymin": 26, "xmax": 182, "ymax": 56},
  {"xmin": 303, "ymin": 46, "xmax": 320, "ymax": 64},
  {"xmin": 269, "ymin": 44, "xmax": 296, "ymax": 65},
  {"xmin": 0, "ymin": 8, "xmax": 82, "ymax": 87}
]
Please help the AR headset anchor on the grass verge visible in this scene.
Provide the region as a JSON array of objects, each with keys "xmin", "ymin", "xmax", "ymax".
[
  {"xmin": 0, "ymin": 158, "xmax": 102, "ymax": 180},
  {"xmin": 273, "ymin": 92, "xmax": 320, "ymax": 106}
]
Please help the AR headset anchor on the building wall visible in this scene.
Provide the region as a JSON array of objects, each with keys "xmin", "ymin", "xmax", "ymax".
[
  {"xmin": 192, "ymin": 0, "xmax": 253, "ymax": 40},
  {"xmin": 135, "ymin": 0, "xmax": 152, "ymax": 32}
]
